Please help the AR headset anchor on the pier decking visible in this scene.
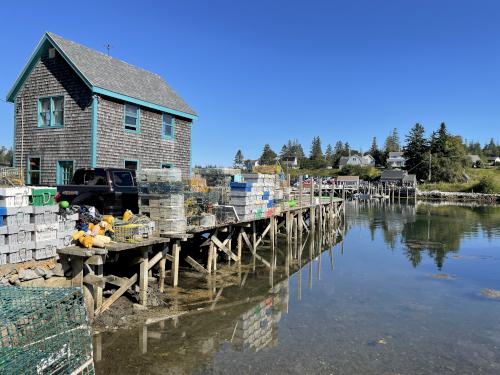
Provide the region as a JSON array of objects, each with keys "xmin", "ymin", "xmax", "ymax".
[{"xmin": 57, "ymin": 178, "xmax": 345, "ymax": 317}]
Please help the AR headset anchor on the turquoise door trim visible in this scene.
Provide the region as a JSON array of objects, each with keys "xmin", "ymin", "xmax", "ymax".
[
  {"xmin": 91, "ymin": 95, "xmax": 98, "ymax": 167},
  {"xmin": 56, "ymin": 160, "xmax": 74, "ymax": 185},
  {"xmin": 93, "ymin": 86, "xmax": 198, "ymax": 121}
]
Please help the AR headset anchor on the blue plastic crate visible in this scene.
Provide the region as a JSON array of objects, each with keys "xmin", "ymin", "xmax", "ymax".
[
  {"xmin": 230, "ymin": 182, "xmax": 253, "ymax": 192},
  {"xmin": 262, "ymin": 191, "xmax": 270, "ymax": 200},
  {"xmin": 0, "ymin": 207, "xmax": 6, "ymax": 226},
  {"xmin": 267, "ymin": 201, "xmax": 273, "ymax": 208}
]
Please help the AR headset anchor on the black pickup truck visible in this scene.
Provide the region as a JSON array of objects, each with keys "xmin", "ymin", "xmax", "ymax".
[{"xmin": 56, "ymin": 168, "xmax": 139, "ymax": 216}]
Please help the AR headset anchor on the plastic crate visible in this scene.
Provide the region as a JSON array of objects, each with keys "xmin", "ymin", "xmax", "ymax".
[
  {"xmin": 29, "ymin": 187, "xmax": 57, "ymax": 206},
  {"xmin": 8, "ymin": 248, "xmax": 33, "ymax": 263}
]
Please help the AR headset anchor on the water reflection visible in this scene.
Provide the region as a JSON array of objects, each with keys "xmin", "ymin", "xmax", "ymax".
[
  {"xmin": 348, "ymin": 200, "xmax": 500, "ymax": 269},
  {"xmin": 94, "ymin": 218, "xmax": 345, "ymax": 374}
]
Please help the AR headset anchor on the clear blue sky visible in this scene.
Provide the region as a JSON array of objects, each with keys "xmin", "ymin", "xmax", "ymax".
[{"xmin": 0, "ymin": 0, "xmax": 498, "ymax": 165}]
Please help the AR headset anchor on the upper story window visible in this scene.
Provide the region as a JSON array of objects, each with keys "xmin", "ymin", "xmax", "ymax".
[
  {"xmin": 38, "ymin": 96, "xmax": 64, "ymax": 127},
  {"xmin": 162, "ymin": 113, "xmax": 175, "ymax": 139},
  {"xmin": 124, "ymin": 103, "xmax": 140, "ymax": 133}
]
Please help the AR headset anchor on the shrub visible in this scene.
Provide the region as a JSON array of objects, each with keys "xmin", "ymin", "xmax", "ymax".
[{"xmin": 472, "ymin": 176, "xmax": 497, "ymax": 194}]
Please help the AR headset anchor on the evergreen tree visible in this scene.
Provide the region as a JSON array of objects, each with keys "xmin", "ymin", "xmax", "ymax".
[
  {"xmin": 403, "ymin": 123, "xmax": 428, "ymax": 180},
  {"xmin": 309, "ymin": 136, "xmax": 326, "ymax": 168},
  {"xmin": 325, "ymin": 144, "xmax": 333, "ymax": 167},
  {"xmin": 259, "ymin": 144, "xmax": 277, "ymax": 165},
  {"xmin": 279, "ymin": 144, "xmax": 289, "ymax": 160},
  {"xmin": 369, "ymin": 137, "xmax": 378, "ymax": 155},
  {"xmin": 384, "ymin": 128, "xmax": 401, "ymax": 153},
  {"xmin": 343, "ymin": 142, "xmax": 351, "ymax": 155},
  {"xmin": 233, "ymin": 149, "xmax": 244, "ymax": 168}
]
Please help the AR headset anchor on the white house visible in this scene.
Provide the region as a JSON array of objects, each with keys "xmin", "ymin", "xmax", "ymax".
[
  {"xmin": 339, "ymin": 154, "xmax": 374, "ymax": 169},
  {"xmin": 387, "ymin": 152, "xmax": 406, "ymax": 168},
  {"xmin": 281, "ymin": 156, "xmax": 299, "ymax": 169}
]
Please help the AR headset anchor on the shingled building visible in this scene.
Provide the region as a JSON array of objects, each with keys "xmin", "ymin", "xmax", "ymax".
[{"xmin": 7, "ymin": 32, "xmax": 197, "ymax": 185}]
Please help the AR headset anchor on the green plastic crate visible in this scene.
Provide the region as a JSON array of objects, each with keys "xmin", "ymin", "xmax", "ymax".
[{"xmin": 30, "ymin": 187, "xmax": 57, "ymax": 206}]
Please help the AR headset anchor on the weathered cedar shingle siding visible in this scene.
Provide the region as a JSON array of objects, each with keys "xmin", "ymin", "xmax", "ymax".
[
  {"xmin": 96, "ymin": 96, "xmax": 191, "ymax": 177},
  {"xmin": 14, "ymin": 49, "xmax": 92, "ymax": 185}
]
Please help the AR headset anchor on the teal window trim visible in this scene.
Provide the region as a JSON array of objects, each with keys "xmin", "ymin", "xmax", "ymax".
[
  {"xmin": 161, "ymin": 162, "xmax": 175, "ymax": 169},
  {"xmin": 162, "ymin": 113, "xmax": 175, "ymax": 140},
  {"xmin": 26, "ymin": 156, "xmax": 42, "ymax": 185},
  {"xmin": 124, "ymin": 159, "xmax": 139, "ymax": 170},
  {"xmin": 37, "ymin": 95, "xmax": 64, "ymax": 128},
  {"xmin": 123, "ymin": 103, "xmax": 140, "ymax": 133},
  {"xmin": 56, "ymin": 160, "xmax": 75, "ymax": 185}
]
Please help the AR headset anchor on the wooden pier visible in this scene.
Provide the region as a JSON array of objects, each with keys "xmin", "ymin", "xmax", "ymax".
[{"xmin": 57, "ymin": 176, "xmax": 345, "ymax": 318}]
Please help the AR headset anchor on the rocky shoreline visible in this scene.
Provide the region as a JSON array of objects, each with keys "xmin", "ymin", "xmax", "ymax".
[{"xmin": 417, "ymin": 190, "xmax": 500, "ymax": 203}]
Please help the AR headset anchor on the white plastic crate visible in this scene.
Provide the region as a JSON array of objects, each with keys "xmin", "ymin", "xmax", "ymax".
[
  {"xmin": 0, "ymin": 187, "xmax": 31, "ymax": 197},
  {"xmin": 32, "ymin": 212, "xmax": 57, "ymax": 225},
  {"xmin": 33, "ymin": 223, "xmax": 58, "ymax": 243},
  {"xmin": 58, "ymin": 220, "xmax": 76, "ymax": 233},
  {"xmin": 8, "ymin": 248, "xmax": 33, "ymax": 263},
  {"xmin": 57, "ymin": 234, "xmax": 74, "ymax": 249},
  {"xmin": 0, "ymin": 253, "xmax": 6, "ymax": 265},
  {"xmin": 0, "ymin": 235, "xmax": 4, "ymax": 246},
  {"xmin": 0, "ymin": 195, "xmax": 30, "ymax": 208},
  {"xmin": 34, "ymin": 243, "xmax": 57, "ymax": 260}
]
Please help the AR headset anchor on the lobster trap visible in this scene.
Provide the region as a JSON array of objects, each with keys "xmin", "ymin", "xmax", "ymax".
[
  {"xmin": 0, "ymin": 286, "xmax": 94, "ymax": 375},
  {"xmin": 0, "ymin": 168, "xmax": 24, "ymax": 187}
]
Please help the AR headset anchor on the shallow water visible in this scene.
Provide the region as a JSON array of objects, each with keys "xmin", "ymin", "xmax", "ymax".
[{"xmin": 94, "ymin": 201, "xmax": 500, "ymax": 374}]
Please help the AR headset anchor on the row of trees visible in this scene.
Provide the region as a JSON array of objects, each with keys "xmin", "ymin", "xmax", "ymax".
[
  {"xmin": 464, "ymin": 138, "xmax": 500, "ymax": 158},
  {"xmin": 234, "ymin": 128, "xmax": 406, "ymax": 170},
  {"xmin": 235, "ymin": 124, "xmax": 496, "ymax": 183}
]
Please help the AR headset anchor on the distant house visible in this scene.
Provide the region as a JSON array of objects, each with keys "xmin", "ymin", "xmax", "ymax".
[
  {"xmin": 281, "ymin": 156, "xmax": 298, "ymax": 169},
  {"xmin": 361, "ymin": 154, "xmax": 375, "ymax": 167},
  {"xmin": 336, "ymin": 176, "xmax": 360, "ymax": 189},
  {"xmin": 338, "ymin": 154, "xmax": 374, "ymax": 169},
  {"xmin": 387, "ymin": 152, "xmax": 406, "ymax": 168},
  {"xmin": 486, "ymin": 156, "xmax": 500, "ymax": 166},
  {"xmin": 6, "ymin": 32, "xmax": 197, "ymax": 185},
  {"xmin": 467, "ymin": 155, "xmax": 482, "ymax": 166},
  {"xmin": 402, "ymin": 174, "xmax": 417, "ymax": 188},
  {"xmin": 380, "ymin": 170, "xmax": 407, "ymax": 186},
  {"xmin": 244, "ymin": 159, "xmax": 259, "ymax": 171}
]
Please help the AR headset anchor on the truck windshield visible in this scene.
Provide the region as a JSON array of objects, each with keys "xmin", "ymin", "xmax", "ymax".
[
  {"xmin": 71, "ymin": 170, "xmax": 107, "ymax": 186},
  {"xmin": 113, "ymin": 171, "xmax": 134, "ymax": 187}
]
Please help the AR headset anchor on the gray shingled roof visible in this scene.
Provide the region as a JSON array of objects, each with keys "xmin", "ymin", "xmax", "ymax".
[
  {"xmin": 47, "ymin": 32, "xmax": 196, "ymax": 116},
  {"xmin": 381, "ymin": 170, "xmax": 407, "ymax": 180}
]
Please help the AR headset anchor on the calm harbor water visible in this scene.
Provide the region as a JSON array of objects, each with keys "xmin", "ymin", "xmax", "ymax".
[{"xmin": 95, "ymin": 202, "xmax": 500, "ymax": 374}]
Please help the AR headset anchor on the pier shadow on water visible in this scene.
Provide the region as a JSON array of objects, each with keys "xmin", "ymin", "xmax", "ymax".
[{"xmin": 94, "ymin": 201, "xmax": 500, "ymax": 375}]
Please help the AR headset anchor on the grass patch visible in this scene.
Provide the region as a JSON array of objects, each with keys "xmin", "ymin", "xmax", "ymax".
[{"xmin": 419, "ymin": 167, "xmax": 500, "ymax": 193}]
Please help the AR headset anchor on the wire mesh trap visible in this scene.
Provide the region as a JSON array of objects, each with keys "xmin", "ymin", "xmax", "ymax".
[{"xmin": 0, "ymin": 286, "xmax": 94, "ymax": 375}]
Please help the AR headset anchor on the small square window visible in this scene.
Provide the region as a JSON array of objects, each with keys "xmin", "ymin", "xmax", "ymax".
[{"xmin": 125, "ymin": 160, "xmax": 138, "ymax": 170}]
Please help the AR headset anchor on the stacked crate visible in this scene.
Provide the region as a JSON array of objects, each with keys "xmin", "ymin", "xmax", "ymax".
[
  {"xmin": 232, "ymin": 297, "xmax": 275, "ymax": 352},
  {"xmin": 31, "ymin": 204, "xmax": 59, "ymax": 260},
  {"xmin": 229, "ymin": 174, "xmax": 277, "ymax": 221},
  {"xmin": 137, "ymin": 168, "xmax": 186, "ymax": 235},
  {"xmin": 56, "ymin": 212, "xmax": 79, "ymax": 249},
  {"xmin": 0, "ymin": 187, "xmax": 34, "ymax": 265}
]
